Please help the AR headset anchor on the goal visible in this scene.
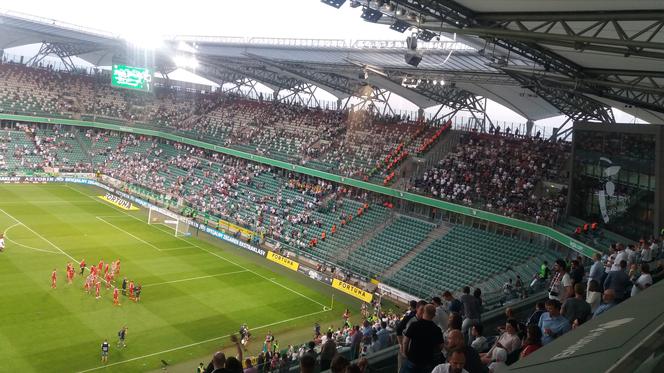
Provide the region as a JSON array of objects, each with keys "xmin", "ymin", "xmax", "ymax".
[{"xmin": 148, "ymin": 207, "xmax": 190, "ymax": 237}]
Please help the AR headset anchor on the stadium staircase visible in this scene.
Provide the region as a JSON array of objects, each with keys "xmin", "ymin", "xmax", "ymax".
[
  {"xmin": 381, "ymin": 221, "xmax": 452, "ymax": 279},
  {"xmin": 384, "ymin": 225, "xmax": 554, "ymax": 299},
  {"xmin": 336, "ymin": 211, "xmax": 398, "ymax": 264}
]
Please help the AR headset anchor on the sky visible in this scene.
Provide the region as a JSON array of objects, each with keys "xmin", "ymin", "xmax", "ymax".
[{"xmin": 1, "ymin": 0, "xmax": 647, "ymax": 130}]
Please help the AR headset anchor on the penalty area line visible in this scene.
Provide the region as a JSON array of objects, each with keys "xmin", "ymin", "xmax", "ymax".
[
  {"xmin": 142, "ymin": 269, "xmax": 249, "ymax": 287},
  {"xmin": 68, "ymin": 185, "xmax": 328, "ymax": 309},
  {"xmin": 75, "ymin": 308, "xmax": 333, "ymax": 373}
]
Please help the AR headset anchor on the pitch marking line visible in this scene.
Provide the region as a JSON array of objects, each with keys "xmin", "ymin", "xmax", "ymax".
[
  {"xmin": 95, "ymin": 216, "xmax": 164, "ymax": 252},
  {"xmin": 2, "ymin": 223, "xmax": 60, "ymax": 254},
  {"xmin": 75, "ymin": 308, "xmax": 332, "ymax": 373},
  {"xmin": 142, "ymin": 269, "xmax": 249, "ymax": 287},
  {"xmin": 0, "ymin": 208, "xmax": 119, "ymax": 290},
  {"xmin": 0, "ymin": 208, "xmax": 79, "ymax": 263},
  {"xmin": 68, "ymin": 185, "xmax": 328, "ymax": 309}
]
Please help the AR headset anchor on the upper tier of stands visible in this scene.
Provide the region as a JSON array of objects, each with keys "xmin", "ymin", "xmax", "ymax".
[
  {"xmin": 0, "ymin": 62, "xmax": 571, "ymax": 227},
  {"xmin": 410, "ymin": 132, "xmax": 571, "ymax": 225}
]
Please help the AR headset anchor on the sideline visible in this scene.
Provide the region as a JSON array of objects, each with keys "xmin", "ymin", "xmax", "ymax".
[{"xmin": 75, "ymin": 308, "xmax": 332, "ymax": 373}]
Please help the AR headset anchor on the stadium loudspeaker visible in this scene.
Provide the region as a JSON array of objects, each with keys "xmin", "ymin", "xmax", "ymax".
[{"xmin": 405, "ymin": 52, "xmax": 422, "ymax": 67}]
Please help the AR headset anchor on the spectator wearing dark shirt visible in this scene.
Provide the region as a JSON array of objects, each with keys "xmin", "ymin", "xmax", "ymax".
[
  {"xmin": 561, "ymin": 283, "xmax": 592, "ymax": 327},
  {"xmin": 459, "ymin": 286, "xmax": 482, "ymax": 345},
  {"xmin": 604, "ymin": 260, "xmax": 632, "ymax": 302},
  {"xmin": 570, "ymin": 260, "xmax": 584, "ymax": 285},
  {"xmin": 320, "ymin": 331, "xmax": 337, "ymax": 371},
  {"xmin": 444, "ymin": 291, "xmax": 462, "ymax": 314},
  {"xmin": 397, "ymin": 301, "xmax": 419, "ymax": 372},
  {"xmin": 526, "ymin": 302, "xmax": 546, "ymax": 327},
  {"xmin": 401, "ymin": 304, "xmax": 444, "ymax": 373}
]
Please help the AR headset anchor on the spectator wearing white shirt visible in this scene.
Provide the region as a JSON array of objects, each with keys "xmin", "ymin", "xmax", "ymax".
[
  {"xmin": 631, "ymin": 264, "xmax": 653, "ymax": 297},
  {"xmin": 431, "ymin": 350, "xmax": 468, "ymax": 373},
  {"xmin": 611, "ymin": 244, "xmax": 628, "ymax": 271}
]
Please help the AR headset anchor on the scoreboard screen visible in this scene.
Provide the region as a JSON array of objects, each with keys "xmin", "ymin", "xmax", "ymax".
[{"xmin": 111, "ymin": 64, "xmax": 153, "ymax": 92}]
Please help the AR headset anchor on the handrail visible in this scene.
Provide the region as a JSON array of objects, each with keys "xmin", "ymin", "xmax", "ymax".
[{"xmin": 0, "ymin": 113, "xmax": 600, "ymax": 257}]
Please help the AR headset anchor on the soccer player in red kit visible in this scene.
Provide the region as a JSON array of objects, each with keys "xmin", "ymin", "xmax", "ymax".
[
  {"xmin": 98, "ymin": 260, "xmax": 104, "ymax": 272},
  {"xmin": 115, "ymin": 259, "xmax": 121, "ymax": 276},
  {"xmin": 104, "ymin": 263, "xmax": 110, "ymax": 276},
  {"xmin": 113, "ymin": 287, "xmax": 120, "ymax": 306},
  {"xmin": 51, "ymin": 269, "xmax": 57, "ymax": 288},
  {"xmin": 79, "ymin": 259, "xmax": 86, "ymax": 275},
  {"xmin": 95, "ymin": 281, "xmax": 101, "ymax": 299},
  {"xmin": 105, "ymin": 272, "xmax": 112, "ymax": 289},
  {"xmin": 128, "ymin": 280, "xmax": 135, "ymax": 300}
]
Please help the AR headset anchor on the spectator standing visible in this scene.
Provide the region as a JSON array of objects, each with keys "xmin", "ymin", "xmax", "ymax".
[
  {"xmin": 444, "ymin": 291, "xmax": 462, "ymax": 315},
  {"xmin": 538, "ymin": 300, "xmax": 570, "ymax": 345},
  {"xmin": 587, "ymin": 253, "xmax": 604, "ymax": 293},
  {"xmin": 562, "ymin": 283, "xmax": 591, "ymax": 327},
  {"xmin": 604, "ymin": 260, "xmax": 631, "ymax": 302},
  {"xmin": 569, "ymin": 260, "xmax": 584, "ymax": 285},
  {"xmin": 401, "ymin": 304, "xmax": 444, "ymax": 373},
  {"xmin": 459, "ymin": 286, "xmax": 482, "ymax": 345},
  {"xmin": 432, "ymin": 296, "xmax": 449, "ymax": 332},
  {"xmin": 548, "ymin": 260, "xmax": 573, "ymax": 303},
  {"xmin": 320, "ymin": 331, "xmax": 337, "ymax": 371}
]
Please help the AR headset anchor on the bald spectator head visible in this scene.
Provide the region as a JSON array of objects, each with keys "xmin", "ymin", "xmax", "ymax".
[
  {"xmin": 212, "ymin": 351, "xmax": 226, "ymax": 369},
  {"xmin": 446, "ymin": 329, "xmax": 465, "ymax": 350},
  {"xmin": 422, "ymin": 304, "xmax": 436, "ymax": 320}
]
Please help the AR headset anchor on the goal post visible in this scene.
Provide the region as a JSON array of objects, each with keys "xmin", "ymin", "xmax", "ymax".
[{"xmin": 148, "ymin": 207, "xmax": 191, "ymax": 237}]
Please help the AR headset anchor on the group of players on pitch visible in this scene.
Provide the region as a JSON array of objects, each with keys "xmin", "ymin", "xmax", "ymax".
[{"xmin": 50, "ymin": 258, "xmax": 142, "ymax": 305}]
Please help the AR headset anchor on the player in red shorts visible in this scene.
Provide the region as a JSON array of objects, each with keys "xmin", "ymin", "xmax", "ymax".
[
  {"xmin": 79, "ymin": 259, "xmax": 86, "ymax": 276},
  {"xmin": 98, "ymin": 260, "xmax": 104, "ymax": 272},
  {"xmin": 51, "ymin": 269, "xmax": 57, "ymax": 289},
  {"xmin": 128, "ymin": 280, "xmax": 135, "ymax": 301},
  {"xmin": 113, "ymin": 287, "xmax": 120, "ymax": 306},
  {"xmin": 104, "ymin": 263, "xmax": 110, "ymax": 276},
  {"xmin": 104, "ymin": 272, "xmax": 112, "ymax": 289},
  {"xmin": 115, "ymin": 259, "xmax": 121, "ymax": 276},
  {"xmin": 95, "ymin": 281, "xmax": 101, "ymax": 299}
]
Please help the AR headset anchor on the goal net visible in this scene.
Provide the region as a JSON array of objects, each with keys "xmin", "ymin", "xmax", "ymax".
[{"xmin": 148, "ymin": 207, "xmax": 190, "ymax": 237}]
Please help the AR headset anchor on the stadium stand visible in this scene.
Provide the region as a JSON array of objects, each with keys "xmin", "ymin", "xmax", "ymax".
[{"xmin": 0, "ymin": 62, "xmax": 572, "ymax": 226}]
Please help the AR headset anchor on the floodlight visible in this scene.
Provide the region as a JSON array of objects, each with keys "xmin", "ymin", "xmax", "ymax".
[
  {"xmin": 321, "ymin": 0, "xmax": 346, "ymax": 8},
  {"xmin": 390, "ymin": 20, "xmax": 411, "ymax": 33},
  {"xmin": 361, "ymin": 7, "xmax": 383, "ymax": 22},
  {"xmin": 418, "ymin": 30, "xmax": 437, "ymax": 42}
]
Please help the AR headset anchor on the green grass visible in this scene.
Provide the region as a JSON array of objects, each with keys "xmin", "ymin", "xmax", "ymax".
[{"xmin": 0, "ymin": 183, "xmax": 362, "ymax": 372}]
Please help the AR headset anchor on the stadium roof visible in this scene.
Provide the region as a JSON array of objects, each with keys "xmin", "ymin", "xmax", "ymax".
[{"xmin": 1, "ymin": 3, "xmax": 663, "ymax": 127}]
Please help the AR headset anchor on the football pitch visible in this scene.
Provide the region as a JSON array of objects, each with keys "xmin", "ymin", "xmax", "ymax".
[{"xmin": 0, "ymin": 183, "xmax": 361, "ymax": 372}]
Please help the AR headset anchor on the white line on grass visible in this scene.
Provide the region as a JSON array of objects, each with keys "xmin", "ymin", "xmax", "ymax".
[
  {"xmin": 0, "ymin": 208, "xmax": 118, "ymax": 289},
  {"xmin": 75, "ymin": 308, "xmax": 332, "ymax": 373},
  {"xmin": 0, "ymin": 208, "xmax": 79, "ymax": 263},
  {"xmin": 142, "ymin": 269, "xmax": 249, "ymax": 287},
  {"xmin": 2, "ymin": 223, "xmax": 60, "ymax": 254},
  {"xmin": 95, "ymin": 216, "xmax": 163, "ymax": 252},
  {"xmin": 68, "ymin": 185, "xmax": 328, "ymax": 309},
  {"xmin": 158, "ymin": 245, "xmax": 197, "ymax": 251}
]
